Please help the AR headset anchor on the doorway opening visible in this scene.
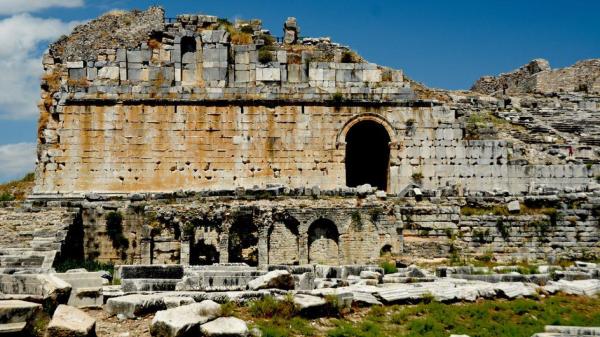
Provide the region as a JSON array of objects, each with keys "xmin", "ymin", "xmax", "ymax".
[{"xmin": 345, "ymin": 120, "xmax": 391, "ymax": 191}]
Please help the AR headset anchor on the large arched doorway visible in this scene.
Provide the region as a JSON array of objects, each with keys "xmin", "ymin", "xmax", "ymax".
[
  {"xmin": 345, "ymin": 120, "xmax": 391, "ymax": 191},
  {"xmin": 228, "ymin": 215, "xmax": 258, "ymax": 266},
  {"xmin": 308, "ymin": 218, "xmax": 340, "ymax": 265}
]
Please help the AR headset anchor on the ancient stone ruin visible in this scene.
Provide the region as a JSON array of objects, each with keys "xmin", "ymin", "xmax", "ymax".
[{"xmin": 0, "ymin": 6, "xmax": 600, "ymax": 336}]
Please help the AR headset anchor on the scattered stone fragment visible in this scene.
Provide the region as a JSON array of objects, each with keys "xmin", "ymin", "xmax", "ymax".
[
  {"xmin": 150, "ymin": 300, "xmax": 221, "ymax": 337},
  {"xmin": 293, "ymin": 294, "xmax": 327, "ymax": 316},
  {"xmin": 200, "ymin": 317, "xmax": 249, "ymax": 337},
  {"xmin": 106, "ymin": 294, "xmax": 166, "ymax": 319},
  {"xmin": 46, "ymin": 305, "xmax": 96, "ymax": 337},
  {"xmin": 0, "ymin": 300, "xmax": 41, "ymax": 325},
  {"xmin": 247, "ymin": 270, "xmax": 294, "ymax": 291}
]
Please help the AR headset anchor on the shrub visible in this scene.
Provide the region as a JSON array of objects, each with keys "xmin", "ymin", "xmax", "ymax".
[
  {"xmin": 330, "ymin": 92, "xmax": 345, "ymax": 106},
  {"xmin": 412, "ymin": 172, "xmax": 424, "ymax": 182},
  {"xmin": 220, "ymin": 301, "xmax": 237, "ymax": 317},
  {"xmin": 258, "ymin": 48, "xmax": 273, "ymax": 64},
  {"xmin": 341, "ymin": 50, "xmax": 359, "ymax": 63},
  {"xmin": 351, "ymin": 211, "xmax": 362, "ymax": 230},
  {"xmin": 380, "ymin": 260, "xmax": 398, "ymax": 274},
  {"xmin": 105, "ymin": 212, "xmax": 129, "ymax": 251},
  {"xmin": 54, "ymin": 258, "xmax": 114, "ymax": 275},
  {"xmin": 258, "ymin": 33, "xmax": 276, "ymax": 46},
  {"xmin": 496, "ymin": 219, "xmax": 510, "ymax": 240},
  {"xmin": 0, "ymin": 192, "xmax": 15, "ymax": 202},
  {"xmin": 249, "ymin": 295, "xmax": 296, "ymax": 319},
  {"xmin": 182, "ymin": 222, "xmax": 195, "ymax": 238},
  {"xmin": 240, "ymin": 25, "xmax": 254, "ymax": 34},
  {"xmin": 473, "ymin": 228, "xmax": 491, "ymax": 244}
]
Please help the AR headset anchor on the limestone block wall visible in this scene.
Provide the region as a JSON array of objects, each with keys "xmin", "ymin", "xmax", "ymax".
[
  {"xmin": 35, "ymin": 99, "xmax": 597, "ymax": 196},
  {"xmin": 36, "ymin": 103, "xmax": 455, "ymax": 194},
  {"xmin": 0, "ymin": 206, "xmax": 76, "ymax": 249},
  {"xmin": 77, "ymin": 198, "xmax": 401, "ymax": 266},
  {"xmin": 401, "ymin": 199, "xmax": 600, "ymax": 262}
]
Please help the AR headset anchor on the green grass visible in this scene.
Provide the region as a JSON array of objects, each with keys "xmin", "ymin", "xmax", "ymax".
[
  {"xmin": 380, "ymin": 260, "xmax": 398, "ymax": 274},
  {"xmin": 249, "ymin": 295, "xmax": 297, "ymax": 319},
  {"xmin": 228, "ymin": 294, "xmax": 600, "ymax": 337},
  {"xmin": 53, "ymin": 258, "xmax": 114, "ymax": 275},
  {"xmin": 327, "ymin": 295, "xmax": 600, "ymax": 337}
]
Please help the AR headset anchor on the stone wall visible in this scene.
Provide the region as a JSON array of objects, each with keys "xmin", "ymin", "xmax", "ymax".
[
  {"xmin": 472, "ymin": 58, "xmax": 600, "ymax": 95},
  {"xmin": 74, "ymin": 197, "xmax": 401, "ymax": 267},
  {"xmin": 401, "ymin": 196, "xmax": 600, "ymax": 262},
  {"xmin": 35, "ymin": 7, "xmax": 599, "ymax": 196}
]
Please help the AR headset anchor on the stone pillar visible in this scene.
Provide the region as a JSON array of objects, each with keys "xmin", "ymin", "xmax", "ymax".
[
  {"xmin": 140, "ymin": 239, "xmax": 152, "ymax": 265},
  {"xmin": 283, "ymin": 17, "xmax": 299, "ymax": 44},
  {"xmin": 258, "ymin": 228, "xmax": 269, "ymax": 268},
  {"xmin": 180, "ymin": 240, "xmax": 190, "ymax": 266},
  {"xmin": 299, "ymin": 232, "xmax": 309, "ymax": 264},
  {"xmin": 219, "ymin": 233, "xmax": 229, "ymax": 264}
]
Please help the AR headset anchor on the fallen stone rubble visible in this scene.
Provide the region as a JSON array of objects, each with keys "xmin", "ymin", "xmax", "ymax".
[{"xmin": 0, "ymin": 262, "xmax": 599, "ymax": 336}]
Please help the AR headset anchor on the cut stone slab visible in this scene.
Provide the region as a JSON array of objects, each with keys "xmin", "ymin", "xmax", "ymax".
[
  {"xmin": 122, "ymin": 278, "xmax": 179, "ymax": 292},
  {"xmin": 150, "ymin": 300, "xmax": 221, "ymax": 337},
  {"xmin": 0, "ymin": 322, "xmax": 27, "ymax": 334},
  {"xmin": 544, "ymin": 325, "xmax": 600, "ymax": 335},
  {"xmin": 118, "ymin": 265, "xmax": 184, "ymax": 279},
  {"xmin": 163, "ymin": 296, "xmax": 195, "ymax": 309},
  {"xmin": 0, "ymin": 300, "xmax": 41, "ymax": 324},
  {"xmin": 200, "ymin": 317, "xmax": 248, "ymax": 337},
  {"xmin": 293, "ymin": 294, "xmax": 327, "ymax": 316},
  {"xmin": 69, "ymin": 286, "xmax": 103, "ymax": 308},
  {"xmin": 105, "ymin": 294, "xmax": 166, "ymax": 319},
  {"xmin": 247, "ymin": 270, "xmax": 294, "ymax": 291},
  {"xmin": 507, "ymin": 200, "xmax": 521, "ymax": 213},
  {"xmin": 543, "ymin": 279, "xmax": 600, "ymax": 296},
  {"xmin": 493, "ymin": 282, "xmax": 538, "ymax": 299},
  {"xmin": 46, "ymin": 305, "xmax": 96, "ymax": 337}
]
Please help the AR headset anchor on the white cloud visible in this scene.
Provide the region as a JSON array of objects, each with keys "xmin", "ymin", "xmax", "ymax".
[
  {"xmin": 0, "ymin": 0, "xmax": 84, "ymax": 15},
  {"xmin": 0, "ymin": 142, "xmax": 36, "ymax": 182},
  {"xmin": 0, "ymin": 14, "xmax": 81, "ymax": 119}
]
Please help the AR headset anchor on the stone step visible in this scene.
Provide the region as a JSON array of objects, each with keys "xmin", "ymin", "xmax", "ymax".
[
  {"xmin": 0, "ymin": 255, "xmax": 45, "ymax": 268},
  {"xmin": 0, "ymin": 322, "xmax": 27, "ymax": 334},
  {"xmin": 118, "ymin": 265, "xmax": 184, "ymax": 280},
  {"xmin": 121, "ymin": 279, "xmax": 180, "ymax": 292},
  {"xmin": 545, "ymin": 325, "xmax": 600, "ymax": 336},
  {"xmin": 0, "ymin": 300, "xmax": 42, "ymax": 324}
]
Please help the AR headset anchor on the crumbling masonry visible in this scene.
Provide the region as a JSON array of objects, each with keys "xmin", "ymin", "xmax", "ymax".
[{"xmin": 1, "ymin": 7, "xmax": 598, "ymax": 271}]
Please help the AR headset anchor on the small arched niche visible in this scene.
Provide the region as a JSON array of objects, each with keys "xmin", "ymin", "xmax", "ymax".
[{"xmin": 308, "ymin": 218, "xmax": 340, "ymax": 265}]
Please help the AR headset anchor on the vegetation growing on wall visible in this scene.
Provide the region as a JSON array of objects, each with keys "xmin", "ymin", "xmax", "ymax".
[
  {"xmin": 105, "ymin": 211, "xmax": 129, "ymax": 258},
  {"xmin": 0, "ymin": 172, "xmax": 35, "ymax": 202}
]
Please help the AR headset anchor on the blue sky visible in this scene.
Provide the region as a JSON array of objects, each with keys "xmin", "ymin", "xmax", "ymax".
[{"xmin": 0, "ymin": 0, "xmax": 599, "ymax": 182}]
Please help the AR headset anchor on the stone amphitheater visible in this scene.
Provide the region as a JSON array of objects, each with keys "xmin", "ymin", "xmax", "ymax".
[{"xmin": 0, "ymin": 7, "xmax": 599, "ymax": 337}]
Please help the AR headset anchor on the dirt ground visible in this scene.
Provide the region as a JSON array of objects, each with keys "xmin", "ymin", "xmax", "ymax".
[{"xmin": 84, "ymin": 309, "xmax": 153, "ymax": 337}]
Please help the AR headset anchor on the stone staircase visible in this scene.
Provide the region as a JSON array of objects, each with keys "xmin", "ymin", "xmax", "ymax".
[{"xmin": 0, "ymin": 206, "xmax": 77, "ymax": 272}]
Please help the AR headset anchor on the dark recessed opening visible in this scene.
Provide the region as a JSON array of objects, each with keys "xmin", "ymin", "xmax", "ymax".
[
  {"xmin": 228, "ymin": 215, "xmax": 258, "ymax": 266},
  {"xmin": 345, "ymin": 120, "xmax": 391, "ymax": 191}
]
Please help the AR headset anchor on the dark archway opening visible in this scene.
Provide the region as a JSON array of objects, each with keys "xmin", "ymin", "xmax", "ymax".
[
  {"xmin": 228, "ymin": 215, "xmax": 258, "ymax": 266},
  {"xmin": 345, "ymin": 120, "xmax": 391, "ymax": 191},
  {"xmin": 189, "ymin": 218, "xmax": 221, "ymax": 266},
  {"xmin": 181, "ymin": 36, "xmax": 197, "ymax": 64}
]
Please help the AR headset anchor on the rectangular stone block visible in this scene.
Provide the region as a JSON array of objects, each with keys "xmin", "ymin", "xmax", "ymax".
[
  {"xmin": 66, "ymin": 61, "xmax": 84, "ymax": 69},
  {"xmin": 127, "ymin": 51, "xmax": 143, "ymax": 63},
  {"xmin": 256, "ymin": 67, "xmax": 281, "ymax": 81},
  {"xmin": 118, "ymin": 265, "xmax": 184, "ymax": 279},
  {"xmin": 68, "ymin": 68, "xmax": 86, "ymax": 80},
  {"xmin": 97, "ymin": 66, "xmax": 120, "ymax": 80}
]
